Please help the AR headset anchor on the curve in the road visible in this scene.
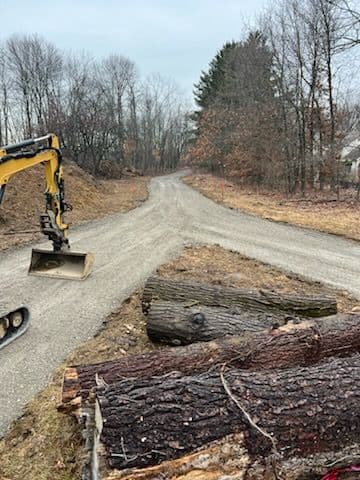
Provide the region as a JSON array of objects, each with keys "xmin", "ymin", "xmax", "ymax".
[{"xmin": 1, "ymin": 171, "xmax": 360, "ymax": 435}]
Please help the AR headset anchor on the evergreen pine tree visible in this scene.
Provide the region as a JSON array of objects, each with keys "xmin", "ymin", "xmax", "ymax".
[{"xmin": 193, "ymin": 41, "xmax": 238, "ymax": 109}]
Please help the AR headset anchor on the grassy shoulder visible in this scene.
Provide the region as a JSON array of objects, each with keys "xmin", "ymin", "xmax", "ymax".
[
  {"xmin": 0, "ymin": 162, "xmax": 149, "ymax": 251},
  {"xmin": 0, "ymin": 245, "xmax": 358, "ymax": 480},
  {"xmin": 184, "ymin": 173, "xmax": 360, "ymax": 241}
]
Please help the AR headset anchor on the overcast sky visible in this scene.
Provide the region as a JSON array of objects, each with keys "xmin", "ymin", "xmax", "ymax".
[{"xmin": 0, "ymin": 0, "xmax": 267, "ymax": 100}]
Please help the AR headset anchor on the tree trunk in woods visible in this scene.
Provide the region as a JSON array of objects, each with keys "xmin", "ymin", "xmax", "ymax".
[
  {"xmin": 95, "ymin": 354, "xmax": 360, "ymax": 471},
  {"xmin": 60, "ymin": 314, "xmax": 360, "ymax": 413},
  {"xmin": 142, "ymin": 276, "xmax": 337, "ymax": 317}
]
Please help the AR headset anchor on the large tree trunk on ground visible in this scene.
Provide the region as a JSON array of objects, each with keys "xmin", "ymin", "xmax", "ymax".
[
  {"xmin": 96, "ymin": 440, "xmax": 360, "ymax": 480},
  {"xmin": 142, "ymin": 276, "xmax": 337, "ymax": 317},
  {"xmin": 61, "ymin": 314, "xmax": 360, "ymax": 413},
  {"xmin": 95, "ymin": 354, "xmax": 360, "ymax": 470},
  {"xmin": 146, "ymin": 301, "xmax": 298, "ymax": 344},
  {"xmin": 97, "ymin": 435, "xmax": 249, "ymax": 480}
]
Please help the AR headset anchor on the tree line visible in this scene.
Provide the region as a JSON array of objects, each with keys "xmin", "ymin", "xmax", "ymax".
[
  {"xmin": 189, "ymin": 0, "xmax": 360, "ymax": 194},
  {"xmin": 0, "ymin": 35, "xmax": 190, "ymax": 176}
]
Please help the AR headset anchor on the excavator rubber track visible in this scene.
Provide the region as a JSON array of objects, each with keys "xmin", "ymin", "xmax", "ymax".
[{"xmin": 0, "ymin": 305, "xmax": 30, "ymax": 350}]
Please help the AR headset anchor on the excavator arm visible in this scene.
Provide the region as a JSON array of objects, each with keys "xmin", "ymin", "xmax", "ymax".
[
  {"xmin": 0, "ymin": 134, "xmax": 94, "ymax": 349},
  {"xmin": 0, "ymin": 133, "xmax": 69, "ymax": 251}
]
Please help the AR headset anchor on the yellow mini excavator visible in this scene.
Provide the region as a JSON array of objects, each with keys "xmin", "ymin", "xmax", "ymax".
[{"xmin": 0, "ymin": 133, "xmax": 94, "ymax": 348}]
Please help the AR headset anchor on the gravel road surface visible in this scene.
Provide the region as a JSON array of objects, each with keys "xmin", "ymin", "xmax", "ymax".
[{"xmin": 1, "ymin": 171, "xmax": 360, "ymax": 434}]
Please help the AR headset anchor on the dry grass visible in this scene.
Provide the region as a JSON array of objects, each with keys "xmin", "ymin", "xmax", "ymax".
[
  {"xmin": 0, "ymin": 245, "xmax": 358, "ymax": 480},
  {"xmin": 158, "ymin": 245, "xmax": 357, "ymax": 312},
  {"xmin": 184, "ymin": 174, "xmax": 360, "ymax": 241},
  {"xmin": 0, "ymin": 163, "xmax": 149, "ymax": 251}
]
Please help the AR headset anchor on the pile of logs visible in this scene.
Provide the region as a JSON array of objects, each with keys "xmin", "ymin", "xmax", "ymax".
[{"xmin": 60, "ymin": 276, "xmax": 360, "ymax": 480}]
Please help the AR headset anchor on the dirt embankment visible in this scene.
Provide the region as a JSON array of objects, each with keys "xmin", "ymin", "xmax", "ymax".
[
  {"xmin": 0, "ymin": 245, "xmax": 358, "ymax": 480},
  {"xmin": 184, "ymin": 173, "xmax": 360, "ymax": 241},
  {"xmin": 0, "ymin": 162, "xmax": 149, "ymax": 251}
]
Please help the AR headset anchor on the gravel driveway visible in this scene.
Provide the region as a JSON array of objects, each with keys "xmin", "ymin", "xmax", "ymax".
[{"xmin": 1, "ymin": 171, "xmax": 360, "ymax": 434}]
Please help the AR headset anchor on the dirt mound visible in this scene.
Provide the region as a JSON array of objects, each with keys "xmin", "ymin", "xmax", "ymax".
[{"xmin": 0, "ymin": 161, "xmax": 149, "ymax": 250}]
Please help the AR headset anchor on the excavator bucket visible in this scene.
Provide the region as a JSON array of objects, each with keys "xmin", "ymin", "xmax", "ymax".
[{"xmin": 28, "ymin": 249, "xmax": 94, "ymax": 281}]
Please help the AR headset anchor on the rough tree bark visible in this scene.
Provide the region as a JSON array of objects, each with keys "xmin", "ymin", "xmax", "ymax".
[
  {"xmin": 96, "ymin": 434, "xmax": 250, "ymax": 480},
  {"xmin": 142, "ymin": 276, "xmax": 337, "ymax": 317},
  {"xmin": 96, "ymin": 439, "xmax": 360, "ymax": 480},
  {"xmin": 95, "ymin": 354, "xmax": 360, "ymax": 470},
  {"xmin": 60, "ymin": 314, "xmax": 360, "ymax": 413},
  {"xmin": 146, "ymin": 300, "xmax": 299, "ymax": 344}
]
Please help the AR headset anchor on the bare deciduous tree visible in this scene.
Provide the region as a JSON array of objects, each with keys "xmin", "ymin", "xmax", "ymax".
[
  {"xmin": 0, "ymin": 35, "xmax": 190, "ymax": 177},
  {"xmin": 191, "ymin": 0, "xmax": 360, "ymax": 195}
]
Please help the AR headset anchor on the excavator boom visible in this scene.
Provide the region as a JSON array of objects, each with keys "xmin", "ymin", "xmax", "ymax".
[{"xmin": 0, "ymin": 133, "xmax": 94, "ymax": 348}]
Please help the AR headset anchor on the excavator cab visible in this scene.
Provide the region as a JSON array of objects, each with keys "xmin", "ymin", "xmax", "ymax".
[{"xmin": 1, "ymin": 134, "xmax": 94, "ymax": 282}]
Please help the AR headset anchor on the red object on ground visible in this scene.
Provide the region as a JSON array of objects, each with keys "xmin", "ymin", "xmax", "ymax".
[{"xmin": 320, "ymin": 465, "xmax": 360, "ymax": 480}]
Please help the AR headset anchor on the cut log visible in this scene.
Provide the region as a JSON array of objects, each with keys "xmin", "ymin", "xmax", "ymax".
[
  {"xmin": 95, "ymin": 354, "xmax": 360, "ymax": 470},
  {"xmin": 146, "ymin": 301, "xmax": 298, "ymax": 344},
  {"xmin": 60, "ymin": 314, "xmax": 360, "ymax": 413},
  {"xmin": 96, "ymin": 440, "xmax": 360, "ymax": 480},
  {"xmin": 95, "ymin": 433, "xmax": 250, "ymax": 480},
  {"xmin": 142, "ymin": 276, "xmax": 337, "ymax": 317}
]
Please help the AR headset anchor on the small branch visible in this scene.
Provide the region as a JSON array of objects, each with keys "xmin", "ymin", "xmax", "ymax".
[
  {"xmin": 220, "ymin": 368, "xmax": 279, "ymax": 455},
  {"xmin": 323, "ymin": 455, "xmax": 360, "ymax": 469}
]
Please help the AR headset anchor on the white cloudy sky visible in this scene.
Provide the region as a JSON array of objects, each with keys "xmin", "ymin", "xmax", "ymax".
[{"xmin": 0, "ymin": 0, "xmax": 268, "ymax": 99}]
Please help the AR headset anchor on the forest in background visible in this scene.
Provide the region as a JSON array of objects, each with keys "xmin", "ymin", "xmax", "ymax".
[
  {"xmin": 1, "ymin": 0, "xmax": 359, "ymax": 190},
  {"xmin": 0, "ymin": 36, "xmax": 191, "ymax": 176},
  {"xmin": 189, "ymin": 0, "xmax": 360, "ymax": 195}
]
